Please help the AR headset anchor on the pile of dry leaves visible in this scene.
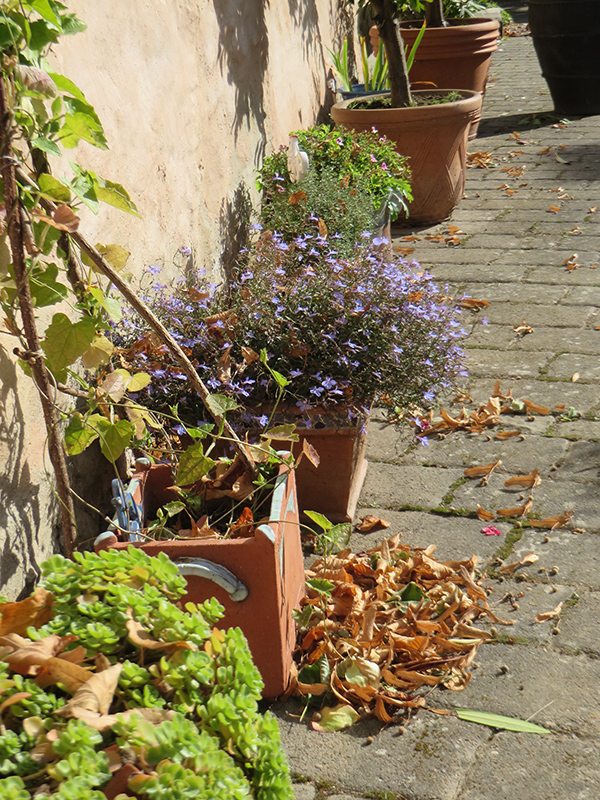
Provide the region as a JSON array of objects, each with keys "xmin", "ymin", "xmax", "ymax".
[{"xmin": 290, "ymin": 536, "xmax": 507, "ymax": 730}]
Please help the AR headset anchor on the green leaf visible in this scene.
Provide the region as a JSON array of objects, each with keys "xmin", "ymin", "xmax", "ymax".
[
  {"xmin": 28, "ymin": 18, "xmax": 59, "ymax": 52},
  {"xmin": 64, "ymin": 413, "xmax": 99, "ymax": 456},
  {"xmin": 60, "ymin": 110, "xmax": 108, "ymax": 150},
  {"xmin": 38, "ymin": 173, "xmax": 71, "ymax": 202},
  {"xmin": 0, "ymin": 18, "xmax": 24, "ymax": 50},
  {"xmin": 204, "ymin": 393, "xmax": 240, "ymax": 418},
  {"xmin": 30, "ymin": 0, "xmax": 62, "ymax": 30},
  {"xmin": 304, "ymin": 510, "xmax": 332, "ymax": 532},
  {"xmin": 127, "ymin": 372, "xmax": 151, "ymax": 392},
  {"xmin": 30, "ymin": 136, "xmax": 61, "ymax": 156},
  {"xmin": 95, "ymin": 243, "xmax": 130, "ymax": 271},
  {"xmin": 312, "ymin": 704, "xmax": 360, "ymax": 732},
  {"xmin": 81, "ymin": 335, "xmax": 114, "ymax": 369},
  {"xmin": 262, "ymin": 423, "xmax": 298, "ymax": 442},
  {"xmin": 42, "ymin": 312, "xmax": 96, "ymax": 375},
  {"xmin": 47, "ymin": 72, "xmax": 86, "ymax": 101},
  {"xmin": 305, "ymin": 578, "xmax": 334, "ymax": 596},
  {"xmin": 327, "ymin": 523, "xmax": 352, "ymax": 551},
  {"xmin": 455, "ymin": 709, "xmax": 551, "ymax": 735},
  {"xmin": 399, "ymin": 582, "xmax": 425, "ymax": 602},
  {"xmin": 176, "ymin": 442, "xmax": 216, "ymax": 487},
  {"xmin": 271, "ymin": 368, "xmax": 290, "ymax": 388},
  {"xmin": 162, "ymin": 501, "xmax": 186, "ymax": 518},
  {"xmin": 59, "ymin": 13, "xmax": 86, "ymax": 36},
  {"xmin": 29, "ymin": 263, "xmax": 68, "ymax": 307},
  {"xmin": 93, "ymin": 418, "xmax": 135, "ymax": 463},
  {"xmin": 88, "ymin": 286, "xmax": 122, "ymax": 323},
  {"xmin": 95, "ymin": 179, "xmax": 139, "ymax": 215}
]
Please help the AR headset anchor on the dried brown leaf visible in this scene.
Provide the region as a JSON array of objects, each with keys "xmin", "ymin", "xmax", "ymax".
[
  {"xmin": 547, "ymin": 204, "xmax": 561, "ymax": 214},
  {"xmin": 0, "ymin": 588, "xmax": 53, "ymax": 636},
  {"xmin": 535, "ymin": 602, "xmax": 563, "ymax": 623},
  {"xmin": 494, "ymin": 430, "xmax": 523, "ymax": 441},
  {"xmin": 458, "ymin": 297, "xmax": 490, "ymax": 310},
  {"xmin": 504, "ymin": 470, "xmax": 541, "ymax": 489},
  {"xmin": 523, "ymin": 399, "xmax": 551, "ymax": 416},
  {"xmin": 499, "ymin": 552, "xmax": 539, "ymax": 574},
  {"xmin": 496, "ymin": 497, "xmax": 534, "ymax": 518},
  {"xmin": 301, "ymin": 438, "xmax": 320, "ymax": 469},
  {"xmin": 355, "ymin": 515, "xmax": 390, "ymax": 533},
  {"xmin": 58, "ymin": 663, "xmax": 122, "ymax": 718},
  {"xmin": 476, "ymin": 505, "xmax": 496, "ymax": 521},
  {"xmin": 528, "ymin": 511, "xmax": 572, "ymax": 530},
  {"xmin": 464, "ymin": 460, "xmax": 502, "ymax": 480}
]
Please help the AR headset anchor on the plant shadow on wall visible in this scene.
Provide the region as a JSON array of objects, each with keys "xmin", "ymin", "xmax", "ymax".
[
  {"xmin": 219, "ymin": 183, "xmax": 253, "ymax": 289},
  {"xmin": 0, "ymin": 348, "xmax": 44, "ymax": 597},
  {"xmin": 212, "ymin": 0, "xmax": 269, "ymax": 163}
]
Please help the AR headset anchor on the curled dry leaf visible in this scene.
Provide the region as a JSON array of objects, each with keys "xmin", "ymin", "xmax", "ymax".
[
  {"xmin": 0, "ymin": 633, "xmax": 65, "ymax": 675},
  {"xmin": 547, "ymin": 204, "xmax": 561, "ymax": 214},
  {"xmin": 126, "ymin": 613, "xmax": 191, "ymax": 651},
  {"xmin": 571, "ymin": 372, "xmax": 580, "ymax": 383},
  {"xmin": 499, "ymin": 552, "xmax": 539, "ymax": 574},
  {"xmin": 458, "ymin": 297, "xmax": 490, "ymax": 311},
  {"xmin": 301, "ymin": 437, "xmax": 320, "ymax": 469},
  {"xmin": 464, "ymin": 460, "xmax": 502, "ymax": 483},
  {"xmin": 355, "ymin": 515, "xmax": 390, "ymax": 533},
  {"xmin": 0, "ymin": 588, "xmax": 54, "ymax": 636},
  {"xmin": 529, "ymin": 511, "xmax": 572, "ymax": 530},
  {"xmin": 496, "ymin": 497, "xmax": 533, "ymax": 519},
  {"xmin": 476, "ymin": 505, "xmax": 496, "ymax": 522},
  {"xmin": 504, "ymin": 470, "xmax": 541, "ymax": 490},
  {"xmin": 523, "ymin": 399, "xmax": 551, "ymax": 416},
  {"xmin": 58, "ymin": 663, "xmax": 122, "ymax": 718},
  {"xmin": 494, "ymin": 430, "xmax": 523, "ymax": 441},
  {"xmin": 513, "ymin": 322, "xmax": 534, "ymax": 337},
  {"xmin": 535, "ymin": 602, "xmax": 563, "ymax": 623}
]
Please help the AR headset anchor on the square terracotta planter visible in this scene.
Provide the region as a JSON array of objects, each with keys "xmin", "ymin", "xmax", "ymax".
[
  {"xmin": 96, "ymin": 461, "xmax": 304, "ymax": 699},
  {"xmin": 277, "ymin": 423, "xmax": 368, "ymax": 524}
]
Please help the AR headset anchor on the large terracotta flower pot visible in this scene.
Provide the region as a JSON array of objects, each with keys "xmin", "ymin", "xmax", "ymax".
[
  {"xmin": 95, "ymin": 461, "xmax": 304, "ymax": 699},
  {"xmin": 529, "ymin": 0, "xmax": 600, "ymax": 116},
  {"xmin": 331, "ymin": 90, "xmax": 481, "ymax": 225},
  {"xmin": 400, "ymin": 18, "xmax": 500, "ymax": 138}
]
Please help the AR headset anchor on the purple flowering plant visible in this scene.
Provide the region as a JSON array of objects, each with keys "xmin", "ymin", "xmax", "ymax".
[{"xmin": 112, "ymin": 230, "xmax": 466, "ymax": 430}]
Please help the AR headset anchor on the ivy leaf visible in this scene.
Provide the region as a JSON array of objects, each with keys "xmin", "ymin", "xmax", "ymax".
[
  {"xmin": 29, "ymin": 0, "xmax": 62, "ymax": 30},
  {"xmin": 64, "ymin": 413, "xmax": 99, "ymax": 456},
  {"xmin": 305, "ymin": 578, "xmax": 334, "ymax": 596},
  {"xmin": 42, "ymin": 313, "xmax": 96, "ymax": 375},
  {"xmin": 38, "ymin": 173, "xmax": 71, "ymax": 203},
  {"xmin": 81, "ymin": 335, "xmax": 114, "ymax": 370},
  {"xmin": 30, "ymin": 136, "xmax": 61, "ymax": 156},
  {"xmin": 127, "ymin": 372, "xmax": 151, "ymax": 392},
  {"xmin": 176, "ymin": 442, "xmax": 215, "ymax": 487},
  {"xmin": 95, "ymin": 243, "xmax": 130, "ymax": 272},
  {"xmin": 90, "ymin": 417, "xmax": 135, "ymax": 463},
  {"xmin": 304, "ymin": 510, "xmax": 332, "ymax": 532},
  {"xmin": 47, "ymin": 71, "xmax": 86, "ymax": 101},
  {"xmin": 95, "ymin": 179, "xmax": 139, "ymax": 215},
  {"xmin": 88, "ymin": 286, "xmax": 122, "ymax": 322},
  {"xmin": 0, "ymin": 18, "xmax": 24, "ymax": 50},
  {"xmin": 262, "ymin": 423, "xmax": 299, "ymax": 442},
  {"xmin": 205, "ymin": 393, "xmax": 240, "ymax": 418},
  {"xmin": 60, "ymin": 110, "xmax": 108, "ymax": 150},
  {"xmin": 29, "ymin": 263, "xmax": 68, "ymax": 307}
]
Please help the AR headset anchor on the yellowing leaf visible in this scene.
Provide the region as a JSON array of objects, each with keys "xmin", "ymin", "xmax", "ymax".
[
  {"xmin": 127, "ymin": 372, "xmax": 151, "ymax": 392},
  {"xmin": 311, "ymin": 703, "xmax": 360, "ymax": 732},
  {"xmin": 95, "ymin": 243, "xmax": 130, "ymax": 271},
  {"xmin": 81, "ymin": 335, "xmax": 114, "ymax": 370}
]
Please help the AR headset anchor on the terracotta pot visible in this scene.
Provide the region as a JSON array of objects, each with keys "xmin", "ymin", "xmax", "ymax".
[
  {"xmin": 529, "ymin": 0, "xmax": 600, "ymax": 116},
  {"xmin": 96, "ymin": 461, "xmax": 304, "ymax": 699},
  {"xmin": 400, "ymin": 18, "xmax": 500, "ymax": 138},
  {"xmin": 331, "ymin": 90, "xmax": 481, "ymax": 225},
  {"xmin": 280, "ymin": 423, "xmax": 368, "ymax": 524}
]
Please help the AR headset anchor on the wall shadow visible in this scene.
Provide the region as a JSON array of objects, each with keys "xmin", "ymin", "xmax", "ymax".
[
  {"xmin": 0, "ymin": 347, "xmax": 46, "ymax": 597},
  {"xmin": 219, "ymin": 182, "xmax": 253, "ymax": 292},
  {"xmin": 213, "ymin": 0, "xmax": 269, "ymax": 163},
  {"xmin": 477, "ymin": 109, "xmax": 561, "ymax": 137}
]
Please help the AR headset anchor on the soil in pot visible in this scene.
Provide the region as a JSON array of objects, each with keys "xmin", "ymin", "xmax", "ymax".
[
  {"xmin": 400, "ymin": 17, "xmax": 500, "ymax": 138},
  {"xmin": 529, "ymin": 0, "xmax": 600, "ymax": 116},
  {"xmin": 331, "ymin": 89, "xmax": 481, "ymax": 224}
]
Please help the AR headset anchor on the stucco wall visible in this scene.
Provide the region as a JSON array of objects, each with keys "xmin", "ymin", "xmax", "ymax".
[{"xmin": 0, "ymin": 0, "xmax": 344, "ymax": 597}]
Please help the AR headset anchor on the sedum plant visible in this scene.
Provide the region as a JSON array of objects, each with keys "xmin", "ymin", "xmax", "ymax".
[{"xmin": 0, "ymin": 548, "xmax": 293, "ymax": 799}]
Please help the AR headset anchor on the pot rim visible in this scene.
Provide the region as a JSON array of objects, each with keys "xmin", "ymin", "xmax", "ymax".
[
  {"xmin": 332, "ymin": 88, "xmax": 481, "ymax": 119},
  {"xmin": 400, "ymin": 17, "xmax": 500, "ymax": 31}
]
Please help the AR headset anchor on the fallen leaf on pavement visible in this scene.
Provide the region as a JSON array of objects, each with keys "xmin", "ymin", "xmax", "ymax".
[
  {"xmin": 528, "ymin": 511, "xmax": 573, "ymax": 530},
  {"xmin": 523, "ymin": 399, "xmax": 551, "ymax": 416},
  {"xmin": 464, "ymin": 460, "xmax": 502, "ymax": 483},
  {"xmin": 494, "ymin": 430, "xmax": 523, "ymax": 440},
  {"xmin": 499, "ymin": 552, "xmax": 539, "ymax": 574},
  {"xmin": 496, "ymin": 497, "xmax": 534, "ymax": 519},
  {"xmin": 562, "ymin": 254, "xmax": 580, "ymax": 271},
  {"xmin": 513, "ymin": 322, "xmax": 534, "ymax": 337},
  {"xmin": 458, "ymin": 297, "xmax": 490, "ymax": 310},
  {"xmin": 535, "ymin": 602, "xmax": 563, "ymax": 623},
  {"xmin": 504, "ymin": 470, "xmax": 541, "ymax": 490},
  {"xmin": 547, "ymin": 204, "xmax": 561, "ymax": 213},
  {"xmin": 467, "ymin": 151, "xmax": 495, "ymax": 169},
  {"xmin": 355, "ymin": 516, "xmax": 390, "ymax": 533},
  {"xmin": 477, "ymin": 505, "xmax": 496, "ymax": 521},
  {"xmin": 571, "ymin": 373, "xmax": 580, "ymax": 383}
]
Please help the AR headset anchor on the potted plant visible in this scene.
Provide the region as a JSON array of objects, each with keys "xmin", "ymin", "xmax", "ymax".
[
  {"xmin": 529, "ymin": 0, "xmax": 600, "ymax": 116},
  {"xmin": 328, "ymin": 36, "xmax": 390, "ymax": 100},
  {"xmin": 111, "ymin": 234, "xmax": 466, "ymax": 522},
  {"xmin": 396, "ymin": 0, "xmax": 500, "ymax": 138},
  {"xmin": 257, "ymin": 124, "xmax": 412, "ymax": 247},
  {"xmin": 0, "ymin": 547, "xmax": 293, "ymax": 798},
  {"xmin": 331, "ymin": 0, "xmax": 482, "ymax": 224}
]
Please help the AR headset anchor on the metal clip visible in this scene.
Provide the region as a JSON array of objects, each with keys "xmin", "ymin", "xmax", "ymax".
[{"xmin": 175, "ymin": 558, "xmax": 248, "ymax": 602}]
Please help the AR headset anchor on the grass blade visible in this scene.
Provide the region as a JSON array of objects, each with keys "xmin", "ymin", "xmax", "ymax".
[{"xmin": 456, "ymin": 708, "xmax": 551, "ymax": 734}]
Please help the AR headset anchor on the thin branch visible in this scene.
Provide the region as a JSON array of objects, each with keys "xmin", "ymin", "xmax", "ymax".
[{"xmin": 0, "ymin": 74, "xmax": 77, "ymax": 555}]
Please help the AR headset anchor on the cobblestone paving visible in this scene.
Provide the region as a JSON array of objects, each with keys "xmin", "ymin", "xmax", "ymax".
[{"xmin": 277, "ymin": 7, "xmax": 600, "ymax": 798}]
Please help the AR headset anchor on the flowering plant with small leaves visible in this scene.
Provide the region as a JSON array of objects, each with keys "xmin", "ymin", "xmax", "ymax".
[
  {"xmin": 257, "ymin": 125, "xmax": 412, "ymax": 219},
  {"xmin": 113, "ymin": 231, "xmax": 466, "ymax": 429}
]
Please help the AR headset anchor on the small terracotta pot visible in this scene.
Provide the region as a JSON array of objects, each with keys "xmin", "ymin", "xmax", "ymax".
[
  {"xmin": 400, "ymin": 18, "xmax": 500, "ymax": 138},
  {"xmin": 331, "ymin": 90, "xmax": 481, "ymax": 224},
  {"xmin": 96, "ymin": 461, "xmax": 304, "ymax": 699}
]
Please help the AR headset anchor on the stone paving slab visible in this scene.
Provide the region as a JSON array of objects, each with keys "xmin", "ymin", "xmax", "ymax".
[
  {"xmin": 547, "ymin": 353, "xmax": 600, "ymax": 382},
  {"xmin": 467, "ymin": 324, "xmax": 600, "ymax": 355},
  {"xmin": 509, "ymin": 530, "xmax": 600, "ymax": 589},
  {"xmin": 464, "ymin": 377, "xmax": 600, "ymax": 414},
  {"xmin": 360, "ymin": 464, "xmax": 464, "ymax": 511},
  {"xmin": 464, "ymin": 348, "xmax": 554, "ymax": 378},
  {"xmin": 460, "ymin": 733, "xmax": 600, "ymax": 800}
]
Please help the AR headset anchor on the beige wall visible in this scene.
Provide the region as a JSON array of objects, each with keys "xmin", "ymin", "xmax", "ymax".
[{"xmin": 0, "ymin": 0, "xmax": 344, "ymax": 597}]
